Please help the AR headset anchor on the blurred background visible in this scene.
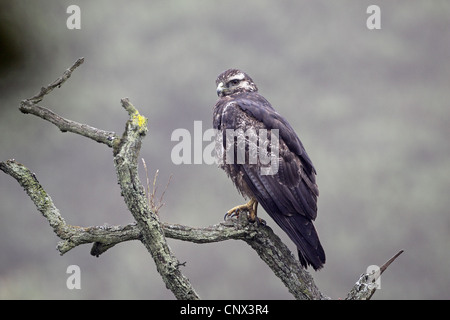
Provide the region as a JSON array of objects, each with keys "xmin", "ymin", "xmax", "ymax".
[{"xmin": 0, "ymin": 0, "xmax": 449, "ymax": 299}]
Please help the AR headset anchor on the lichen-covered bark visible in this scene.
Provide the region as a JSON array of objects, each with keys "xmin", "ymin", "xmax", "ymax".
[
  {"xmin": 113, "ymin": 98, "xmax": 199, "ymax": 300},
  {"xmin": 0, "ymin": 58, "xmax": 403, "ymax": 300}
]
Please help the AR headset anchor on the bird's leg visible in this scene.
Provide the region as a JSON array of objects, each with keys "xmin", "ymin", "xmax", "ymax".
[
  {"xmin": 224, "ymin": 198, "xmax": 265, "ymax": 225},
  {"xmin": 248, "ymin": 199, "xmax": 258, "ymax": 222}
]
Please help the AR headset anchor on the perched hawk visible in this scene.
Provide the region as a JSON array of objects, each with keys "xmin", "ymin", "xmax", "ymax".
[{"xmin": 213, "ymin": 69, "xmax": 325, "ymax": 270}]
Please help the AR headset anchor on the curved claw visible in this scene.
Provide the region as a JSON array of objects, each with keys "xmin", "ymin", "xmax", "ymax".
[
  {"xmin": 254, "ymin": 217, "xmax": 266, "ymax": 226},
  {"xmin": 224, "ymin": 208, "xmax": 241, "ymax": 220},
  {"xmin": 224, "ymin": 199, "xmax": 261, "ymax": 224}
]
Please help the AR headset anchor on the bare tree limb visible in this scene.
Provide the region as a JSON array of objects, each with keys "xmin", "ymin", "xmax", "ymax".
[
  {"xmin": 1, "ymin": 58, "xmax": 403, "ymax": 300},
  {"xmin": 19, "ymin": 104, "xmax": 118, "ymax": 147},
  {"xmin": 0, "ymin": 157, "xmax": 323, "ymax": 299},
  {"xmin": 112, "ymin": 97, "xmax": 200, "ymax": 300},
  {"xmin": 19, "ymin": 58, "xmax": 118, "ymax": 147},
  {"xmin": 346, "ymin": 250, "xmax": 404, "ymax": 300},
  {"xmin": 8, "ymin": 58, "xmax": 199, "ymax": 300},
  {"xmin": 26, "ymin": 57, "xmax": 85, "ymax": 104},
  {"xmin": 0, "ymin": 158, "xmax": 401, "ymax": 300},
  {"xmin": 0, "ymin": 159, "xmax": 141, "ymax": 256}
]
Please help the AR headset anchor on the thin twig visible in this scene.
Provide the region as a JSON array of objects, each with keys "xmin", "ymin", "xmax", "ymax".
[
  {"xmin": 18, "ymin": 58, "xmax": 117, "ymax": 148},
  {"xmin": 380, "ymin": 249, "xmax": 404, "ymax": 274},
  {"xmin": 151, "ymin": 169, "xmax": 159, "ymax": 212},
  {"xmin": 156, "ymin": 173, "xmax": 173, "ymax": 214},
  {"xmin": 142, "ymin": 158, "xmax": 152, "ymax": 206},
  {"xmin": 346, "ymin": 249, "xmax": 404, "ymax": 300},
  {"xmin": 142, "ymin": 158, "xmax": 173, "ymax": 215},
  {"xmin": 27, "ymin": 57, "xmax": 85, "ymax": 104}
]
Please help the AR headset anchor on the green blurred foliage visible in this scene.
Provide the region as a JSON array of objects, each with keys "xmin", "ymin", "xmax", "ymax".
[{"xmin": 0, "ymin": 0, "xmax": 449, "ymax": 299}]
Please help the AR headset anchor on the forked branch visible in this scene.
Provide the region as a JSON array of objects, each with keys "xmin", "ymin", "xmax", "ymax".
[{"xmin": 0, "ymin": 58, "xmax": 402, "ymax": 300}]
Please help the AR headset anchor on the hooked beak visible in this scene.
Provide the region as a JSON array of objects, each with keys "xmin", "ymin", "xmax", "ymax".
[{"xmin": 216, "ymin": 82, "xmax": 226, "ymax": 97}]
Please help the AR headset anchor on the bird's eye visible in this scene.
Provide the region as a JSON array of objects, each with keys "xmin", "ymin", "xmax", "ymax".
[{"xmin": 229, "ymin": 79, "xmax": 240, "ymax": 86}]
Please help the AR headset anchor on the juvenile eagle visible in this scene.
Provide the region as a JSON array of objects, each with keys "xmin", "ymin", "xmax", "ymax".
[{"xmin": 213, "ymin": 69, "xmax": 325, "ymax": 270}]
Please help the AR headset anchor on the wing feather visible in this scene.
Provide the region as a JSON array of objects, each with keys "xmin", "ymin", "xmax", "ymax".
[
  {"xmin": 213, "ymin": 91, "xmax": 325, "ymax": 270},
  {"xmin": 240, "ymin": 164, "xmax": 325, "ymax": 270}
]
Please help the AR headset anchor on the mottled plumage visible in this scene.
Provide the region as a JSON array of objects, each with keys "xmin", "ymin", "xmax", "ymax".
[{"xmin": 213, "ymin": 69, "xmax": 325, "ymax": 270}]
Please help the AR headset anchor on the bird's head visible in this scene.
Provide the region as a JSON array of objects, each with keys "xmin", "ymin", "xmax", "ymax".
[{"xmin": 216, "ymin": 69, "xmax": 258, "ymax": 97}]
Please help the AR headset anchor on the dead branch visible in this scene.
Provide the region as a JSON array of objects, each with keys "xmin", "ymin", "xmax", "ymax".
[{"xmin": 0, "ymin": 58, "xmax": 402, "ymax": 300}]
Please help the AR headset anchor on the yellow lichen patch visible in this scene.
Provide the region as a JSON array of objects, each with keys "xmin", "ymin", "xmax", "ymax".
[{"xmin": 132, "ymin": 111, "xmax": 147, "ymax": 128}]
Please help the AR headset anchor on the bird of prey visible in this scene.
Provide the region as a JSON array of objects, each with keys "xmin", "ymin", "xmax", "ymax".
[{"xmin": 213, "ymin": 69, "xmax": 325, "ymax": 270}]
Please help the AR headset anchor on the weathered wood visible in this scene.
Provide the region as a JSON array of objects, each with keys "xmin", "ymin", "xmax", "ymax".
[{"xmin": 0, "ymin": 58, "xmax": 402, "ymax": 300}]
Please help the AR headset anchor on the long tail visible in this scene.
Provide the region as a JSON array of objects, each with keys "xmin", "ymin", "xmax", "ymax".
[{"xmin": 270, "ymin": 212, "xmax": 326, "ymax": 270}]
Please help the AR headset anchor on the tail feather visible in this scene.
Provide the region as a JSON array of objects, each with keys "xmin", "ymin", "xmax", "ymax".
[
  {"xmin": 269, "ymin": 211, "xmax": 325, "ymax": 270},
  {"xmin": 239, "ymin": 164, "xmax": 325, "ymax": 270}
]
